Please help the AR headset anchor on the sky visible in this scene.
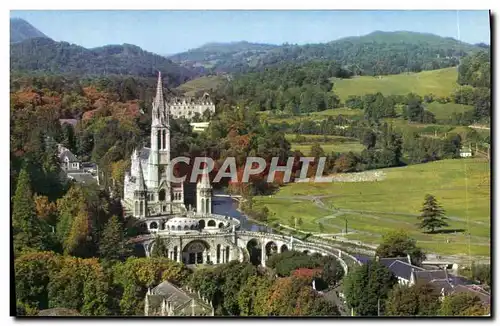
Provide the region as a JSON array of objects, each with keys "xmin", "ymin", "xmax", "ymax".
[{"xmin": 11, "ymin": 10, "xmax": 491, "ymax": 55}]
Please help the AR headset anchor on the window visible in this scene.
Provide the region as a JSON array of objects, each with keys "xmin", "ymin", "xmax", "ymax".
[{"xmin": 159, "ymin": 189, "xmax": 166, "ymax": 201}]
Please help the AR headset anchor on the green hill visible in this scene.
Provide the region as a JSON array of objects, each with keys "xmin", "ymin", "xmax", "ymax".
[
  {"xmin": 10, "ymin": 37, "xmax": 197, "ymax": 86},
  {"xmin": 332, "ymin": 67, "xmax": 459, "ymax": 101},
  {"xmin": 170, "ymin": 31, "xmax": 480, "ymax": 75},
  {"xmin": 10, "ymin": 18, "xmax": 50, "ymax": 43}
]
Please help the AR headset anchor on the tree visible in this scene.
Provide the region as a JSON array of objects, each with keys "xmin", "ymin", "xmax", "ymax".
[
  {"xmin": 34, "ymin": 195, "xmax": 57, "ymax": 225},
  {"xmin": 310, "ymin": 143, "xmax": 325, "ymax": 158},
  {"xmin": 362, "ymin": 130, "xmax": 377, "ymax": 149},
  {"xmin": 343, "ymin": 261, "xmax": 398, "ymax": 316},
  {"xmin": 99, "ymin": 215, "xmax": 131, "ymax": 261},
  {"xmin": 385, "ymin": 282, "xmax": 441, "ymax": 316},
  {"xmin": 296, "ymin": 217, "xmax": 303, "ymax": 228},
  {"xmin": 321, "ymin": 257, "xmax": 344, "ymax": 287},
  {"xmin": 439, "ymin": 292, "xmax": 488, "ymax": 316},
  {"xmin": 418, "ymin": 194, "xmax": 449, "ymax": 233},
  {"xmin": 375, "ymin": 230, "xmax": 426, "ymax": 266},
  {"xmin": 12, "ymin": 167, "xmax": 46, "ymax": 254},
  {"xmin": 150, "ymin": 233, "xmax": 168, "ymax": 258}
]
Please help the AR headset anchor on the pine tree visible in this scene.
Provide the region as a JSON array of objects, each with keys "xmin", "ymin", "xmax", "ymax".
[
  {"xmin": 99, "ymin": 215, "xmax": 130, "ymax": 261},
  {"xmin": 418, "ymin": 194, "xmax": 449, "ymax": 233},
  {"xmin": 11, "ymin": 168, "xmax": 45, "ymax": 253}
]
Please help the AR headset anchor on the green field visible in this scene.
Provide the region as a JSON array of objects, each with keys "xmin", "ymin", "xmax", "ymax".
[
  {"xmin": 254, "ymin": 158, "xmax": 490, "ymax": 257},
  {"xmin": 332, "ymin": 67, "xmax": 458, "ymax": 102},
  {"xmin": 176, "ymin": 75, "xmax": 225, "ymax": 97},
  {"xmin": 286, "ymin": 133, "xmax": 366, "ymax": 155},
  {"xmin": 257, "ymin": 108, "xmax": 364, "ymax": 125},
  {"xmin": 425, "ymin": 102, "xmax": 474, "ymax": 122}
]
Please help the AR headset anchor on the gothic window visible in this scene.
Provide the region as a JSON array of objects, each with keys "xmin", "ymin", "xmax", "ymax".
[
  {"xmin": 226, "ymin": 246, "xmax": 230, "ymax": 262},
  {"xmin": 140, "ymin": 201, "xmax": 144, "ymax": 216},
  {"xmin": 205, "ymin": 199, "xmax": 209, "ymax": 214},
  {"xmin": 200, "ymin": 198, "xmax": 205, "ymax": 213},
  {"xmin": 134, "ymin": 201, "xmax": 138, "ymax": 216},
  {"xmin": 184, "ymin": 225, "xmax": 189, "ymax": 230},
  {"xmin": 157, "ymin": 131, "xmax": 161, "ymax": 150},
  {"xmin": 177, "ymin": 225, "xmax": 181, "ymax": 231},
  {"xmin": 159, "ymin": 189, "xmax": 166, "ymax": 201},
  {"xmin": 216, "ymin": 244, "xmax": 221, "ymax": 264},
  {"xmin": 162, "ymin": 130, "xmax": 166, "ymax": 150}
]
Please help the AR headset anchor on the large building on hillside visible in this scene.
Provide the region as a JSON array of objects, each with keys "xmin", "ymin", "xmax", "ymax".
[{"xmin": 167, "ymin": 93, "xmax": 215, "ymax": 120}]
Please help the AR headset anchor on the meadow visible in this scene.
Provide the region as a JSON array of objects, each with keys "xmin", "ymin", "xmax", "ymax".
[
  {"xmin": 285, "ymin": 133, "xmax": 366, "ymax": 155},
  {"xmin": 175, "ymin": 75, "xmax": 226, "ymax": 97},
  {"xmin": 253, "ymin": 158, "xmax": 490, "ymax": 258},
  {"xmin": 332, "ymin": 67, "xmax": 459, "ymax": 102}
]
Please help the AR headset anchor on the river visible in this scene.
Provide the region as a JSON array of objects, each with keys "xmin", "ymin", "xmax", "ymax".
[{"xmin": 212, "ymin": 192, "xmax": 274, "ymax": 233}]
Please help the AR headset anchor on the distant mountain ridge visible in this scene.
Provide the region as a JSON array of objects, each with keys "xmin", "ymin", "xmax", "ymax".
[
  {"xmin": 10, "ymin": 37, "xmax": 197, "ymax": 86},
  {"xmin": 10, "ymin": 18, "xmax": 50, "ymax": 43},
  {"xmin": 169, "ymin": 31, "xmax": 482, "ymax": 75}
]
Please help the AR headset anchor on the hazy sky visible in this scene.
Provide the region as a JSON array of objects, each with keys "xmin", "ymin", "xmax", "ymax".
[{"xmin": 11, "ymin": 10, "xmax": 491, "ymax": 55}]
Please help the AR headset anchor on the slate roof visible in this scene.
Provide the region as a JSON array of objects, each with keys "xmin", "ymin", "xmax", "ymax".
[
  {"xmin": 138, "ymin": 147, "xmax": 150, "ymax": 160},
  {"xmin": 59, "ymin": 150, "xmax": 78, "ymax": 162},
  {"xmin": 147, "ymin": 281, "xmax": 213, "ymax": 316},
  {"xmin": 381, "ymin": 259, "xmax": 425, "ymax": 281},
  {"xmin": 67, "ymin": 173, "xmax": 98, "ymax": 184}
]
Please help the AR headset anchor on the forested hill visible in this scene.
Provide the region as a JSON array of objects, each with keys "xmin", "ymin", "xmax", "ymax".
[
  {"xmin": 10, "ymin": 18, "xmax": 50, "ymax": 43},
  {"xmin": 168, "ymin": 41, "xmax": 279, "ymax": 74},
  {"xmin": 169, "ymin": 31, "xmax": 481, "ymax": 75},
  {"xmin": 10, "ymin": 37, "xmax": 197, "ymax": 87}
]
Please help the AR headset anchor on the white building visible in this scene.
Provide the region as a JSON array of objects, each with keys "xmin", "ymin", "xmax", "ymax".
[
  {"xmin": 460, "ymin": 146, "xmax": 473, "ymax": 158},
  {"xmin": 167, "ymin": 93, "xmax": 215, "ymax": 120}
]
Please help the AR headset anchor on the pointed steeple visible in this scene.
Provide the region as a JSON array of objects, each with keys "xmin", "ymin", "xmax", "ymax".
[
  {"xmin": 197, "ymin": 170, "xmax": 211, "ymax": 189},
  {"xmin": 137, "ymin": 161, "xmax": 146, "ymax": 191},
  {"xmin": 152, "ymin": 71, "xmax": 167, "ymax": 124}
]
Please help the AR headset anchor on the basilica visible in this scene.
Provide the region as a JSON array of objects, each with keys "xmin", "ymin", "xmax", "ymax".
[{"xmin": 122, "ymin": 72, "xmax": 242, "ymax": 265}]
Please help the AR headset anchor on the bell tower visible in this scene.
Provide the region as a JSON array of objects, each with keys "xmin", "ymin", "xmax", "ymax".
[
  {"xmin": 196, "ymin": 172, "xmax": 212, "ymax": 216},
  {"xmin": 148, "ymin": 71, "xmax": 171, "ymax": 190}
]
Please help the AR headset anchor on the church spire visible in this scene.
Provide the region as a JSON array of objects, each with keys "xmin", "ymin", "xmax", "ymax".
[{"xmin": 152, "ymin": 71, "xmax": 167, "ymax": 124}]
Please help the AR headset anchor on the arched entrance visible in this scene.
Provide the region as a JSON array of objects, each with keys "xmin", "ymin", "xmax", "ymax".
[
  {"xmin": 159, "ymin": 189, "xmax": 166, "ymax": 201},
  {"xmin": 246, "ymin": 239, "xmax": 261, "ymax": 266},
  {"xmin": 265, "ymin": 241, "xmax": 278, "ymax": 259},
  {"xmin": 183, "ymin": 240, "xmax": 210, "ymax": 265}
]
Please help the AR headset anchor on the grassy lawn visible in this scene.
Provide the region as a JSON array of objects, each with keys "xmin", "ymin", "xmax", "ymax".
[
  {"xmin": 176, "ymin": 75, "xmax": 226, "ymax": 97},
  {"xmin": 291, "ymin": 142, "xmax": 365, "ymax": 155},
  {"xmin": 254, "ymin": 158, "xmax": 490, "ymax": 257},
  {"xmin": 285, "ymin": 133, "xmax": 366, "ymax": 155},
  {"xmin": 257, "ymin": 108, "xmax": 364, "ymax": 124},
  {"xmin": 425, "ymin": 102, "xmax": 474, "ymax": 122},
  {"xmin": 332, "ymin": 67, "xmax": 458, "ymax": 102}
]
